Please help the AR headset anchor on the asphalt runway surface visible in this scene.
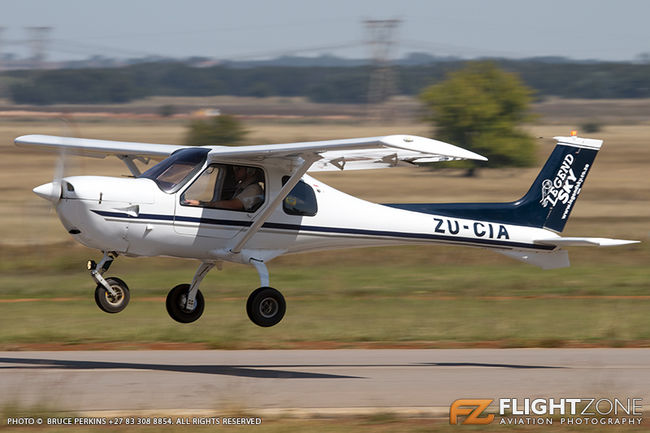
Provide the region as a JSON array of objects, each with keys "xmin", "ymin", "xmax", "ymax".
[{"xmin": 1, "ymin": 349, "xmax": 649, "ymax": 414}]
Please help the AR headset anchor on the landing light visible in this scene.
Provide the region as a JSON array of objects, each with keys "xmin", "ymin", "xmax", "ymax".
[{"xmin": 87, "ymin": 260, "xmax": 96, "ymax": 271}]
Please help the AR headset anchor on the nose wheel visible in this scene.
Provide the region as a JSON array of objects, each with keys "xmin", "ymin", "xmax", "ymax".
[
  {"xmin": 95, "ymin": 277, "xmax": 130, "ymax": 313},
  {"xmin": 89, "ymin": 252, "xmax": 130, "ymax": 314},
  {"xmin": 247, "ymin": 287, "xmax": 286, "ymax": 327}
]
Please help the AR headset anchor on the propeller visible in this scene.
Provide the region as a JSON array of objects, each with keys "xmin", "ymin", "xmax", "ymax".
[
  {"xmin": 32, "ymin": 147, "xmax": 66, "ymax": 203},
  {"xmin": 33, "ymin": 117, "xmax": 77, "ymax": 204}
]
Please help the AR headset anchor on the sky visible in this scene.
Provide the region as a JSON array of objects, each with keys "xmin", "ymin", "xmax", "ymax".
[{"xmin": 2, "ymin": 0, "xmax": 650, "ymax": 62}]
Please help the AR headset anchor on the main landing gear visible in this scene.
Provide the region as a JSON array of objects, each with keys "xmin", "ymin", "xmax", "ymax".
[
  {"xmin": 163, "ymin": 259, "xmax": 286, "ymax": 327},
  {"xmin": 246, "ymin": 259, "xmax": 285, "ymax": 327},
  {"xmin": 246, "ymin": 286, "xmax": 286, "ymax": 327},
  {"xmin": 165, "ymin": 262, "xmax": 212, "ymax": 323},
  {"xmin": 87, "ymin": 253, "xmax": 286, "ymax": 327}
]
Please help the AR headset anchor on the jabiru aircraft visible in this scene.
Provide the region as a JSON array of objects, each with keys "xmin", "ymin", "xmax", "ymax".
[{"xmin": 15, "ymin": 133, "xmax": 637, "ymax": 327}]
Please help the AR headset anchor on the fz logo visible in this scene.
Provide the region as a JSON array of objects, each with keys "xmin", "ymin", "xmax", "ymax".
[{"xmin": 449, "ymin": 399, "xmax": 494, "ymax": 425}]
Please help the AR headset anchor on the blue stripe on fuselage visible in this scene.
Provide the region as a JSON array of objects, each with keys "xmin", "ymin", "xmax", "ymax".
[{"xmin": 91, "ymin": 209, "xmax": 554, "ymax": 251}]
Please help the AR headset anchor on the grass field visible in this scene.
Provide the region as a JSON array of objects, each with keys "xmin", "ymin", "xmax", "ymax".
[
  {"xmin": 0, "ymin": 106, "xmax": 648, "ymax": 349},
  {"xmin": 0, "ymin": 244, "xmax": 647, "ymax": 349}
]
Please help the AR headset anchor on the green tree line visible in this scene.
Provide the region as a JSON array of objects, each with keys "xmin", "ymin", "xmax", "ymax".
[{"xmin": 4, "ymin": 60, "xmax": 650, "ymax": 105}]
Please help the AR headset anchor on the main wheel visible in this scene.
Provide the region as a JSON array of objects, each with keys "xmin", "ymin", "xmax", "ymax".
[
  {"xmin": 95, "ymin": 277, "xmax": 130, "ymax": 313},
  {"xmin": 166, "ymin": 283, "xmax": 204, "ymax": 323},
  {"xmin": 247, "ymin": 287, "xmax": 286, "ymax": 327}
]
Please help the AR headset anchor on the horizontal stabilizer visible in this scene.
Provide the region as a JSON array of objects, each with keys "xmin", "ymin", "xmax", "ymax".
[
  {"xmin": 534, "ymin": 237, "xmax": 639, "ymax": 247},
  {"xmin": 498, "ymin": 249, "xmax": 570, "ymax": 270}
]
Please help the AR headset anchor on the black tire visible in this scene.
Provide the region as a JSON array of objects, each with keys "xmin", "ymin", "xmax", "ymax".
[
  {"xmin": 247, "ymin": 287, "xmax": 286, "ymax": 327},
  {"xmin": 166, "ymin": 283, "xmax": 205, "ymax": 323},
  {"xmin": 246, "ymin": 286, "xmax": 267, "ymax": 320},
  {"xmin": 95, "ymin": 277, "xmax": 130, "ymax": 314}
]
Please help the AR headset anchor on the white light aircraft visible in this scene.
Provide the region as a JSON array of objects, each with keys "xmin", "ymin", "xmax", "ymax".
[{"xmin": 16, "ymin": 132, "xmax": 637, "ymax": 327}]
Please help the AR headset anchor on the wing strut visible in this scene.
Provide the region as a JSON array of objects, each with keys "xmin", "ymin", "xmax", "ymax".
[
  {"xmin": 229, "ymin": 154, "xmax": 321, "ymax": 255},
  {"xmin": 117, "ymin": 155, "xmax": 146, "ymax": 176}
]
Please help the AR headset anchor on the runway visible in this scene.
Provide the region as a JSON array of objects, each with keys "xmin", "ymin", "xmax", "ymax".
[{"xmin": 1, "ymin": 349, "xmax": 649, "ymax": 415}]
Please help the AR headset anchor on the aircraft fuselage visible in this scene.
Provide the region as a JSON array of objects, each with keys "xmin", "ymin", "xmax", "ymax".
[{"xmin": 51, "ymin": 165, "xmax": 558, "ymax": 266}]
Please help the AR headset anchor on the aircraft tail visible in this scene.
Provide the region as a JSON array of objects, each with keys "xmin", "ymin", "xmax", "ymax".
[
  {"xmin": 508, "ymin": 134, "xmax": 602, "ymax": 232},
  {"xmin": 386, "ymin": 134, "xmax": 603, "ymax": 233}
]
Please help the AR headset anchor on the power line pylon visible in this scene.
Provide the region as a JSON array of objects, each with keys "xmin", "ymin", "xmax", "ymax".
[
  {"xmin": 364, "ymin": 19, "xmax": 401, "ymax": 121},
  {"xmin": 25, "ymin": 26, "xmax": 52, "ymax": 69},
  {"xmin": 0, "ymin": 27, "xmax": 5, "ymax": 71}
]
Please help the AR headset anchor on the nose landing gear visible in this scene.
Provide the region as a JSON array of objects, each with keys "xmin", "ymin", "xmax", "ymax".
[
  {"xmin": 95, "ymin": 277, "xmax": 130, "ymax": 313},
  {"xmin": 89, "ymin": 252, "xmax": 130, "ymax": 314}
]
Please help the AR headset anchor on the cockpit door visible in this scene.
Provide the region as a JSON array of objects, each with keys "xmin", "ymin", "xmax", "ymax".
[{"xmin": 173, "ymin": 163, "xmax": 265, "ymax": 240}]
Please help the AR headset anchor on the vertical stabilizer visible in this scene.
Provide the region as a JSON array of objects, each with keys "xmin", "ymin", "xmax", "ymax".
[{"xmin": 520, "ymin": 135, "xmax": 602, "ymax": 232}]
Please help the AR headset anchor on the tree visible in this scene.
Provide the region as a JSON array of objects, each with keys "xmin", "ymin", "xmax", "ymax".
[
  {"xmin": 419, "ymin": 62, "xmax": 536, "ymax": 175},
  {"xmin": 184, "ymin": 114, "xmax": 248, "ymax": 146}
]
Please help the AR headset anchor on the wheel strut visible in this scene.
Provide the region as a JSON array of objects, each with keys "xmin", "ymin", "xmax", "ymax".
[
  {"xmin": 88, "ymin": 251, "xmax": 130, "ymax": 314},
  {"xmin": 247, "ymin": 258, "xmax": 286, "ymax": 327},
  {"xmin": 88, "ymin": 251, "xmax": 118, "ymax": 297},
  {"xmin": 186, "ymin": 262, "xmax": 215, "ymax": 310}
]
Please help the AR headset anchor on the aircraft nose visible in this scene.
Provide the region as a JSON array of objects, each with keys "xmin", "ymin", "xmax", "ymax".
[{"xmin": 33, "ymin": 182, "xmax": 61, "ymax": 203}]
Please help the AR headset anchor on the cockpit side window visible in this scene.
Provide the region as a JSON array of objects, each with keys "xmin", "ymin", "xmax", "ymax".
[
  {"xmin": 138, "ymin": 148, "xmax": 209, "ymax": 193},
  {"xmin": 181, "ymin": 164, "xmax": 265, "ymax": 213},
  {"xmin": 282, "ymin": 177, "xmax": 318, "ymax": 217}
]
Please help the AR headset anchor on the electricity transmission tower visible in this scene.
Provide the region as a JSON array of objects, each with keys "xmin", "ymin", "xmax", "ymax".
[
  {"xmin": 364, "ymin": 19, "xmax": 401, "ymax": 120},
  {"xmin": 26, "ymin": 26, "xmax": 52, "ymax": 68},
  {"xmin": 0, "ymin": 27, "xmax": 4, "ymax": 71}
]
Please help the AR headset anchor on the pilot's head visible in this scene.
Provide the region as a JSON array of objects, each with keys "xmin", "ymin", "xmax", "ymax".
[
  {"xmin": 233, "ymin": 165, "xmax": 246, "ymax": 179},
  {"xmin": 233, "ymin": 165, "xmax": 256, "ymax": 182}
]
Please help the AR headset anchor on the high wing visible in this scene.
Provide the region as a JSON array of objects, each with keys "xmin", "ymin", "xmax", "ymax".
[
  {"xmin": 15, "ymin": 133, "xmax": 487, "ymax": 173},
  {"xmin": 15, "ymin": 134, "xmax": 187, "ymax": 159},
  {"xmin": 205, "ymin": 134, "xmax": 487, "ymax": 171}
]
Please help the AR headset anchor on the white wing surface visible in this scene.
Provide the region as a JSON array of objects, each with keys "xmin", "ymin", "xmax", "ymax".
[
  {"xmin": 15, "ymin": 134, "xmax": 187, "ymax": 159},
  {"xmin": 206, "ymin": 134, "xmax": 487, "ymax": 171},
  {"xmin": 15, "ymin": 134, "xmax": 486, "ymax": 171}
]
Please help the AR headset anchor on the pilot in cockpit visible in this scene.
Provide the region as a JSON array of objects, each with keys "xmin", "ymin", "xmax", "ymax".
[{"xmin": 184, "ymin": 165, "xmax": 264, "ymax": 212}]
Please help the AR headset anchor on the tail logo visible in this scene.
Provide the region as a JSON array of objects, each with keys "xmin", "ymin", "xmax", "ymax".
[
  {"xmin": 540, "ymin": 179, "xmax": 553, "ymax": 207},
  {"xmin": 540, "ymin": 154, "xmax": 577, "ymax": 208}
]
